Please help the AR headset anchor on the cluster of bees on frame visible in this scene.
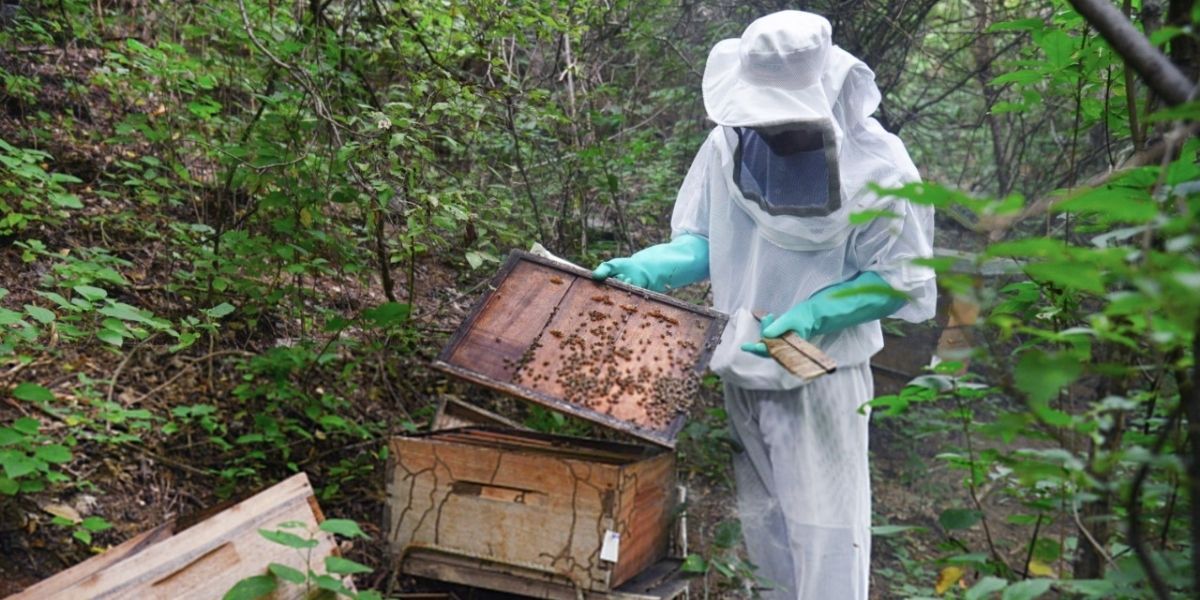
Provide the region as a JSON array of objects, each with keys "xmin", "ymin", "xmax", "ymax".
[{"xmin": 502, "ymin": 275, "xmax": 706, "ymax": 430}]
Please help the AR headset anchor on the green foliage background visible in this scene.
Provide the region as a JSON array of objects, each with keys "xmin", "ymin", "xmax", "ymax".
[{"xmin": 2, "ymin": 0, "xmax": 1200, "ymax": 598}]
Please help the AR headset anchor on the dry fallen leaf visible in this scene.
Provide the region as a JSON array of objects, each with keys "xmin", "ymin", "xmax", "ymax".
[
  {"xmin": 41, "ymin": 502, "xmax": 82, "ymax": 524},
  {"xmin": 1027, "ymin": 559, "xmax": 1057, "ymax": 578},
  {"xmin": 935, "ymin": 565, "xmax": 966, "ymax": 595}
]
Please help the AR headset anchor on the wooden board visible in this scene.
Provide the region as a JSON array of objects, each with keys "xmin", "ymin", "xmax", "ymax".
[
  {"xmin": 386, "ymin": 428, "xmax": 676, "ymax": 593},
  {"xmin": 435, "ymin": 251, "xmax": 727, "ymax": 448},
  {"xmin": 402, "ymin": 553, "xmax": 689, "ymax": 600},
  {"xmin": 432, "ymin": 396, "xmax": 529, "ymax": 432},
  {"xmin": 10, "ymin": 473, "xmax": 346, "ymax": 600}
]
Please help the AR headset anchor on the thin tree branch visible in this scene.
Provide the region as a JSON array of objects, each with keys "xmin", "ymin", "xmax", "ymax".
[
  {"xmin": 1067, "ymin": 0, "xmax": 1194, "ymax": 105},
  {"xmin": 1127, "ymin": 403, "xmax": 1182, "ymax": 600}
]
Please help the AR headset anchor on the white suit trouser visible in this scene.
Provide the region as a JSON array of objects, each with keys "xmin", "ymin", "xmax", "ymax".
[{"xmin": 724, "ymin": 362, "xmax": 872, "ymax": 600}]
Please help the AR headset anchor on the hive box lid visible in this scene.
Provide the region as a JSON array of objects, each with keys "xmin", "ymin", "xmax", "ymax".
[{"xmin": 434, "ymin": 250, "xmax": 726, "ymax": 447}]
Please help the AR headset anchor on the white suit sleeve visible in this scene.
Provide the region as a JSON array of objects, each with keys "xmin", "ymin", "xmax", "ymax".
[
  {"xmin": 852, "ymin": 199, "xmax": 937, "ymax": 323},
  {"xmin": 670, "ymin": 129, "xmax": 723, "ymax": 240}
]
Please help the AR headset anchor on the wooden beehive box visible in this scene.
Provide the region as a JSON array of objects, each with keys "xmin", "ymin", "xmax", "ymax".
[
  {"xmin": 385, "ymin": 428, "xmax": 676, "ymax": 594},
  {"xmin": 434, "ymin": 251, "xmax": 726, "ymax": 448}
]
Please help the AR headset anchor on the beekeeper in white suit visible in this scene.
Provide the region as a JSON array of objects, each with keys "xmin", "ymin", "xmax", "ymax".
[{"xmin": 592, "ymin": 10, "xmax": 936, "ymax": 599}]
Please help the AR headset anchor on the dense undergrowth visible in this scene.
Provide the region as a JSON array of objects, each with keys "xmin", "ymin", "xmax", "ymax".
[{"xmin": 1, "ymin": 0, "xmax": 1200, "ymax": 598}]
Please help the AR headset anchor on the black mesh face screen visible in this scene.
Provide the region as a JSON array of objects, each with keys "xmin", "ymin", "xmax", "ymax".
[{"xmin": 733, "ymin": 124, "xmax": 841, "ymax": 218}]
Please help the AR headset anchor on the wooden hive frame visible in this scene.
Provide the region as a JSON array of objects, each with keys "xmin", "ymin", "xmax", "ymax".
[{"xmin": 434, "ymin": 250, "xmax": 727, "ymax": 448}]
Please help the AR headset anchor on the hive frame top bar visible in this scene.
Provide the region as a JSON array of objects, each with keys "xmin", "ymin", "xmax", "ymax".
[{"xmin": 433, "ymin": 250, "xmax": 728, "ymax": 448}]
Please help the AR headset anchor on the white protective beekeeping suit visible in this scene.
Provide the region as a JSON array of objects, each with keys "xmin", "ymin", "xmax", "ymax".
[{"xmin": 669, "ymin": 11, "xmax": 936, "ymax": 599}]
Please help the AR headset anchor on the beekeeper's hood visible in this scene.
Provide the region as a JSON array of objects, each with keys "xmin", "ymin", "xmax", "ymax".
[{"xmin": 702, "ymin": 10, "xmax": 920, "ymax": 250}]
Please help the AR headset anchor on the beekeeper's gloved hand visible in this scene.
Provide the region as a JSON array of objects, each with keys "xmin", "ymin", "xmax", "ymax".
[
  {"xmin": 592, "ymin": 233, "xmax": 710, "ymax": 292},
  {"xmin": 741, "ymin": 271, "xmax": 907, "ymax": 356}
]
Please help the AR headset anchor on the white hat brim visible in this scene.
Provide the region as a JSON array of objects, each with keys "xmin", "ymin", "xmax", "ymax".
[{"xmin": 702, "ymin": 39, "xmax": 832, "ymax": 128}]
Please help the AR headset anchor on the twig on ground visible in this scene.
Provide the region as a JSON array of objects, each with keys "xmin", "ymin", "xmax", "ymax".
[
  {"xmin": 1072, "ymin": 500, "xmax": 1118, "ymax": 570},
  {"xmin": 107, "ymin": 333, "xmax": 160, "ymax": 405}
]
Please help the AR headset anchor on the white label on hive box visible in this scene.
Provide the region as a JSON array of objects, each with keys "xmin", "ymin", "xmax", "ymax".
[{"xmin": 600, "ymin": 530, "xmax": 620, "ymax": 563}]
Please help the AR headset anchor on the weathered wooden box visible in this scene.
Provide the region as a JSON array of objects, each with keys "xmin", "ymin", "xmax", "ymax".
[
  {"xmin": 434, "ymin": 251, "xmax": 726, "ymax": 447},
  {"xmin": 11, "ymin": 473, "xmax": 348, "ymax": 600},
  {"xmin": 386, "ymin": 428, "xmax": 676, "ymax": 594}
]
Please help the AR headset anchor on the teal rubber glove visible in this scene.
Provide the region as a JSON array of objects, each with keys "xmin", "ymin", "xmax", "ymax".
[
  {"xmin": 591, "ymin": 234, "xmax": 710, "ymax": 292},
  {"xmin": 741, "ymin": 271, "xmax": 907, "ymax": 356}
]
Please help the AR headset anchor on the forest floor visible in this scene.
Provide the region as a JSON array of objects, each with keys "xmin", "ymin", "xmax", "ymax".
[{"xmin": 0, "ymin": 42, "xmax": 1019, "ymax": 599}]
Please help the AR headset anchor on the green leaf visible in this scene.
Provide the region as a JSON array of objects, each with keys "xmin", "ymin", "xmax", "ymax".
[
  {"xmin": 361, "ymin": 302, "xmax": 411, "ymax": 328},
  {"xmin": 35, "ymin": 445, "xmax": 71, "ymax": 464},
  {"xmin": 12, "ymin": 383, "xmax": 54, "ymax": 403},
  {"xmin": 938, "ymin": 508, "xmax": 983, "ymax": 530},
  {"xmin": 1030, "ymin": 537, "xmax": 1061, "ymax": 563},
  {"xmin": 74, "ymin": 285, "xmax": 108, "ymax": 301},
  {"xmin": 945, "ymin": 552, "xmax": 990, "ymax": 565},
  {"xmin": 992, "ymin": 70, "xmax": 1045, "ymax": 85},
  {"xmin": 1014, "ymin": 350, "xmax": 1082, "ymax": 405},
  {"xmin": 206, "ymin": 303, "xmax": 235, "ymax": 319},
  {"xmin": 24, "ymin": 305, "xmax": 55, "ymax": 324},
  {"xmin": 1024, "ymin": 262, "xmax": 1106, "ymax": 294},
  {"xmin": 465, "ymin": 251, "xmax": 484, "ymax": 269},
  {"xmin": 990, "ymin": 101, "xmax": 1027, "ymax": 115},
  {"xmin": 48, "ymin": 193, "xmax": 83, "ymax": 209},
  {"xmin": 1149, "ymin": 26, "xmax": 1186, "ymax": 46},
  {"xmin": 870, "ymin": 524, "xmax": 927, "ymax": 537},
  {"xmin": 186, "ymin": 98, "xmax": 223, "ymax": 118},
  {"xmin": 97, "ymin": 329, "xmax": 125, "ymax": 347},
  {"xmin": 99, "ymin": 302, "xmax": 164, "ymax": 327},
  {"xmin": 319, "ymin": 518, "xmax": 369, "ymax": 539},
  {"xmin": 73, "ymin": 529, "xmax": 92, "ymax": 545},
  {"xmin": 988, "ymin": 237, "xmax": 1065, "ymax": 259},
  {"xmin": 223, "ymin": 574, "xmax": 278, "ymax": 600},
  {"xmin": 0, "ymin": 308, "xmax": 23, "ymax": 325},
  {"xmin": 1053, "ymin": 579, "xmax": 1115, "ymax": 597},
  {"xmin": 987, "ymin": 18, "xmax": 1044, "ymax": 33},
  {"xmin": 12, "ymin": 418, "xmax": 39, "ymax": 435},
  {"xmin": 849, "ymin": 209, "xmax": 899, "ymax": 225},
  {"xmin": 81, "ymin": 516, "xmax": 112, "ymax": 532},
  {"xmin": 0, "ymin": 476, "xmax": 17, "ymax": 495},
  {"xmin": 1, "ymin": 453, "xmax": 39, "ymax": 479},
  {"xmin": 966, "ymin": 576, "xmax": 1009, "ymax": 600},
  {"xmin": 1145, "ymin": 100, "xmax": 1200, "ymax": 123},
  {"xmin": 1034, "ymin": 29, "xmax": 1074, "ymax": 70},
  {"xmin": 325, "ymin": 555, "xmax": 373, "ymax": 575},
  {"xmin": 681, "ymin": 553, "xmax": 707, "ymax": 573},
  {"xmin": 0, "ymin": 428, "xmax": 23, "ymax": 446},
  {"xmin": 267, "ymin": 562, "xmax": 307, "ymax": 584},
  {"xmin": 713, "ymin": 519, "xmax": 741, "ymax": 549},
  {"xmin": 258, "ymin": 528, "xmax": 318, "ymax": 549},
  {"xmin": 38, "ymin": 292, "xmax": 76, "ymax": 311},
  {"xmin": 1001, "ymin": 578, "xmax": 1052, "ymax": 600},
  {"xmin": 311, "ymin": 573, "xmax": 351, "ymax": 594},
  {"xmin": 1055, "ymin": 186, "xmax": 1157, "ymax": 223}
]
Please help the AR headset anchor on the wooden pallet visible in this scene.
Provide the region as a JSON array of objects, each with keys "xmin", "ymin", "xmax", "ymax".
[{"xmin": 9, "ymin": 473, "xmax": 347, "ymax": 600}]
